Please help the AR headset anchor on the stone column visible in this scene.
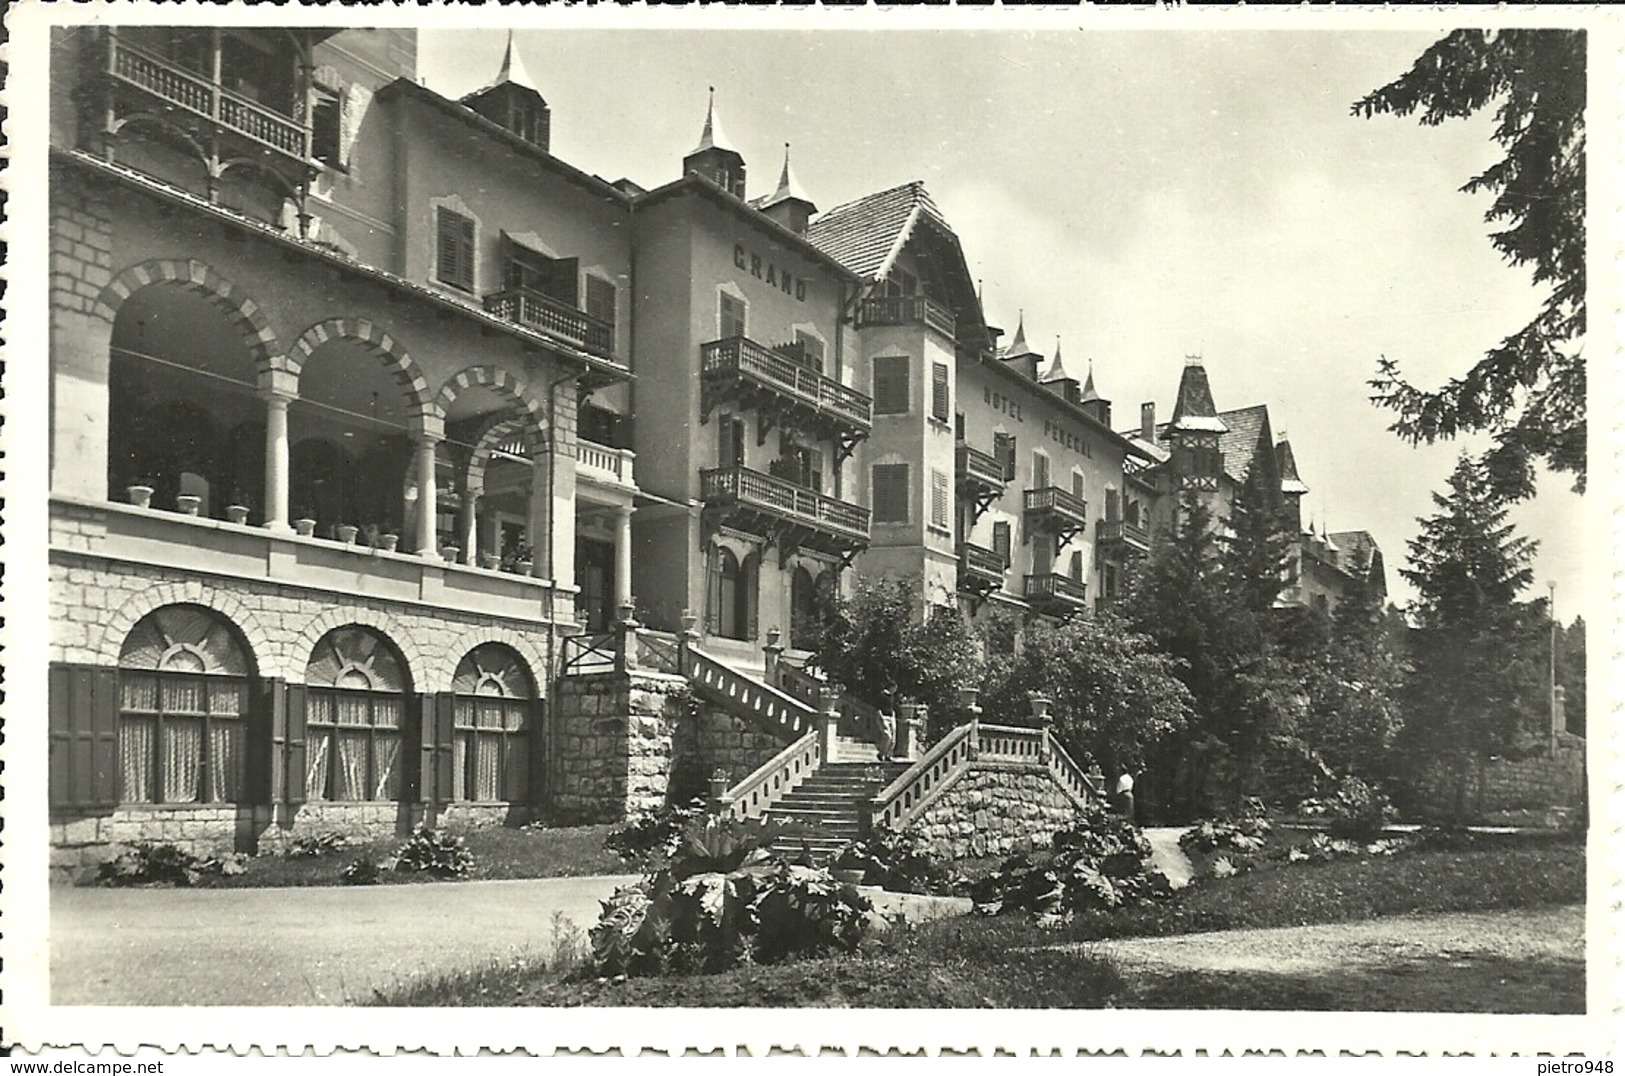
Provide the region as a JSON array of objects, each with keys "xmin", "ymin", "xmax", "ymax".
[
  {"xmin": 413, "ymin": 430, "xmax": 441, "ymax": 558},
  {"xmin": 460, "ymin": 491, "xmax": 479, "ymax": 565},
  {"xmin": 613, "ymin": 503, "xmax": 634, "ymax": 608},
  {"xmin": 260, "ymin": 381, "xmax": 296, "ymax": 532}
]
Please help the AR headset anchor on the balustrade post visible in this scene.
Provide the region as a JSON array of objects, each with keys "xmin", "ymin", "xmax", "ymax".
[
  {"xmin": 709, "ymin": 769, "xmax": 732, "ymax": 814},
  {"xmin": 616, "ymin": 601, "xmax": 640, "ymax": 673},
  {"xmin": 818, "ymin": 684, "xmax": 843, "ymax": 760},
  {"xmin": 1028, "ymin": 692, "xmax": 1054, "ymax": 763},
  {"xmin": 762, "ymin": 627, "xmax": 783, "ymax": 685},
  {"xmin": 896, "ymin": 702, "xmax": 922, "ymax": 762}
]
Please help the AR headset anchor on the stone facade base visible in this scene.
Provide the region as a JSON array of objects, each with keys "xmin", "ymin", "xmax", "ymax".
[
  {"xmin": 549, "ymin": 670, "xmax": 687, "ymax": 823},
  {"xmin": 1411, "ymin": 736, "xmax": 1586, "ymax": 823},
  {"xmin": 669, "ymin": 701, "xmax": 788, "ymax": 804},
  {"xmin": 909, "ymin": 763, "xmax": 1084, "ymax": 859}
]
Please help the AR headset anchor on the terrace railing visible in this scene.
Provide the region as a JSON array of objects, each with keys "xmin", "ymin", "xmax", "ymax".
[
  {"xmin": 717, "ymin": 731, "xmax": 822, "ymax": 821},
  {"xmin": 700, "ymin": 465, "xmax": 871, "ymax": 544},
  {"xmin": 483, "ymin": 286, "xmax": 615, "ymax": 357},
  {"xmin": 701, "ymin": 337, "xmax": 872, "ymax": 432},
  {"xmin": 855, "ymin": 295, "xmax": 957, "ymax": 340}
]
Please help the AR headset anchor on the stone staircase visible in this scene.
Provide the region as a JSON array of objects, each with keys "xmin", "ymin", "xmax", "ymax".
[{"xmin": 764, "ymin": 737, "xmax": 911, "ymax": 863}]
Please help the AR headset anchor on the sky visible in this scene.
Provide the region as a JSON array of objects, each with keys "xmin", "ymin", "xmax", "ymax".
[{"xmin": 420, "ymin": 25, "xmax": 1594, "ymax": 618}]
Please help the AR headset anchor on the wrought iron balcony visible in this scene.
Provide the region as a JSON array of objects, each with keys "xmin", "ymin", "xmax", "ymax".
[
  {"xmin": 700, "ymin": 465, "xmax": 870, "ymax": 563},
  {"xmin": 104, "ymin": 34, "xmax": 310, "ymax": 163},
  {"xmin": 958, "ymin": 542, "xmax": 1006, "ymax": 596},
  {"xmin": 1096, "ymin": 518, "xmax": 1151, "ymax": 557},
  {"xmin": 1023, "ymin": 486, "xmax": 1090, "ymax": 541},
  {"xmin": 854, "ymin": 295, "xmax": 957, "ymax": 340},
  {"xmin": 1024, "ymin": 572, "xmax": 1089, "ymax": 616},
  {"xmin": 483, "ymin": 286, "xmax": 615, "ymax": 358},
  {"xmin": 700, "ymin": 337, "xmax": 872, "ymax": 452}
]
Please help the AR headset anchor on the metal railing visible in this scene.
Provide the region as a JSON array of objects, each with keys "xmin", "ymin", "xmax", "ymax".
[
  {"xmin": 1097, "ymin": 518, "xmax": 1151, "ymax": 552},
  {"xmin": 700, "ymin": 336, "xmax": 872, "ymax": 432},
  {"xmin": 483, "ymin": 286, "xmax": 615, "ymax": 357},
  {"xmin": 700, "ymin": 465, "xmax": 870, "ymax": 543},
  {"xmin": 559, "ymin": 632, "xmax": 621, "ymax": 676},
  {"xmin": 1024, "ymin": 572, "xmax": 1089, "ymax": 607},
  {"xmin": 855, "ymin": 295, "xmax": 957, "ymax": 340},
  {"xmin": 108, "ymin": 36, "xmax": 308, "ymax": 160},
  {"xmin": 1023, "ymin": 485, "xmax": 1090, "ymax": 526},
  {"xmin": 955, "ymin": 442, "xmax": 1007, "ymax": 490}
]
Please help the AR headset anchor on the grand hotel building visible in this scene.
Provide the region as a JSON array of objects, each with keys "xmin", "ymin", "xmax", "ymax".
[{"xmin": 43, "ymin": 25, "xmax": 1378, "ymax": 864}]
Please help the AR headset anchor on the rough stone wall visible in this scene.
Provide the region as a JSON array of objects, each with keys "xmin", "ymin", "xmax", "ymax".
[
  {"xmin": 1412, "ymin": 737, "xmax": 1586, "ymax": 822},
  {"xmin": 909, "ymin": 764, "xmax": 1083, "ymax": 859},
  {"xmin": 668, "ymin": 702, "xmax": 789, "ymax": 803},
  {"xmin": 549, "ymin": 671, "xmax": 685, "ymax": 823}
]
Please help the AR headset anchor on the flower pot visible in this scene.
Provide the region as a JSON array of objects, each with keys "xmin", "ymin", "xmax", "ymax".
[
  {"xmin": 441, "ymin": 545, "xmax": 461, "ymax": 564},
  {"xmin": 176, "ymin": 494, "xmax": 202, "ymax": 516},
  {"xmin": 379, "ymin": 534, "xmax": 400, "ymax": 553},
  {"xmin": 225, "ymin": 505, "xmax": 250, "ymax": 526},
  {"xmin": 126, "ymin": 485, "xmax": 154, "ymax": 509},
  {"xmin": 336, "ymin": 525, "xmax": 359, "ymax": 545},
  {"xmin": 479, "ymin": 552, "xmax": 499, "ymax": 570},
  {"xmin": 294, "ymin": 518, "xmax": 317, "ymax": 537},
  {"xmin": 515, "ymin": 559, "xmax": 534, "ymax": 576}
]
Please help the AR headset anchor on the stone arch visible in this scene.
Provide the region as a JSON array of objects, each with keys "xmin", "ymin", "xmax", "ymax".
[
  {"xmin": 286, "ymin": 606, "xmax": 429, "ymax": 690},
  {"xmin": 433, "ymin": 626, "xmax": 549, "ymax": 696},
  {"xmin": 101, "ymin": 582, "xmax": 279, "ymax": 679},
  {"xmin": 287, "ymin": 317, "xmax": 434, "ymax": 423},
  {"xmin": 434, "ymin": 365, "xmax": 546, "ymax": 435},
  {"xmin": 464, "ymin": 411, "xmax": 546, "ymax": 496},
  {"xmin": 96, "ymin": 259, "xmax": 283, "ymax": 380}
]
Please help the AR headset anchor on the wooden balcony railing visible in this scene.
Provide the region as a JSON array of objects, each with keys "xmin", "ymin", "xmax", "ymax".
[
  {"xmin": 955, "ymin": 442, "xmax": 1007, "ymax": 492},
  {"xmin": 1024, "ymin": 572, "xmax": 1089, "ymax": 610},
  {"xmin": 107, "ymin": 36, "xmax": 309, "ymax": 161},
  {"xmin": 855, "ymin": 295, "xmax": 957, "ymax": 340},
  {"xmin": 483, "ymin": 286, "xmax": 615, "ymax": 358},
  {"xmin": 958, "ymin": 542, "xmax": 1005, "ymax": 591},
  {"xmin": 700, "ymin": 337, "xmax": 872, "ymax": 434},
  {"xmin": 1096, "ymin": 518, "xmax": 1151, "ymax": 556},
  {"xmin": 700, "ymin": 465, "xmax": 871, "ymax": 545},
  {"xmin": 1023, "ymin": 485, "xmax": 1090, "ymax": 536}
]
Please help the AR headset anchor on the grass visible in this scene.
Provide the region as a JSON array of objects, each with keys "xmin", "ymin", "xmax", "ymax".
[
  {"xmin": 368, "ymin": 832, "xmax": 1583, "ymax": 1009},
  {"xmin": 198, "ymin": 823, "xmax": 632, "ymax": 889}
]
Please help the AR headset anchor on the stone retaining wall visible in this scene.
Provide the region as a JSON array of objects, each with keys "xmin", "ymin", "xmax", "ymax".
[
  {"xmin": 1411, "ymin": 736, "xmax": 1585, "ymax": 822},
  {"xmin": 669, "ymin": 702, "xmax": 789, "ymax": 804},
  {"xmin": 909, "ymin": 763, "xmax": 1083, "ymax": 858},
  {"xmin": 549, "ymin": 670, "xmax": 686, "ymax": 822}
]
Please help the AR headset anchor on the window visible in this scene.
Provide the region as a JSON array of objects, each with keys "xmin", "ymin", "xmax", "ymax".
[
  {"xmin": 789, "ymin": 567, "xmax": 829, "ymax": 651},
  {"xmin": 954, "ymin": 411, "xmax": 966, "ymax": 439},
  {"xmin": 719, "ymin": 292, "xmax": 748, "ymax": 339},
  {"xmin": 1103, "ymin": 562, "xmax": 1119, "ymax": 600},
  {"xmin": 873, "ymin": 356, "xmax": 910, "ymax": 415},
  {"xmin": 504, "ymin": 239, "xmax": 578, "ymax": 306},
  {"xmin": 1033, "ymin": 452, "xmax": 1051, "ymax": 491},
  {"xmin": 992, "ymin": 520, "xmax": 1012, "ymax": 567},
  {"xmin": 995, "ymin": 433, "xmax": 1017, "ymax": 481},
  {"xmin": 931, "ymin": 362, "xmax": 950, "ymax": 423},
  {"xmin": 1033, "ymin": 534, "xmax": 1055, "ymax": 576},
  {"xmin": 930, "ymin": 469, "xmax": 950, "ymax": 530},
  {"xmin": 305, "ymin": 626, "xmax": 407, "ymax": 802},
  {"xmin": 1069, "ymin": 550, "xmax": 1084, "ymax": 583},
  {"xmin": 1106, "ymin": 488, "xmax": 1122, "ymax": 523},
  {"xmin": 1072, "ymin": 471, "xmax": 1086, "ymax": 499},
  {"xmin": 311, "ymin": 86, "xmax": 343, "ymax": 169},
  {"xmin": 451, "ymin": 644, "xmax": 533, "ymax": 803},
  {"xmin": 117, "ymin": 605, "xmax": 251, "ymax": 804},
  {"xmin": 872, "ymin": 463, "xmax": 910, "ymax": 523},
  {"xmin": 436, "ymin": 208, "xmax": 476, "ymax": 293},
  {"xmin": 718, "ymin": 414, "xmax": 746, "ymax": 468},
  {"xmin": 585, "ymin": 275, "xmax": 617, "ymax": 340},
  {"xmin": 706, "ymin": 547, "xmax": 756, "ymax": 640},
  {"xmin": 883, "ymin": 266, "xmax": 918, "ymax": 298}
]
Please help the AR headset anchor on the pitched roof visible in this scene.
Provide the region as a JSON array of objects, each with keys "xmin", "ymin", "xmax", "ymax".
[
  {"xmin": 804, "ymin": 180, "xmax": 950, "ymax": 282},
  {"xmin": 1329, "ymin": 530, "xmax": 1379, "ymax": 572},
  {"xmin": 760, "ymin": 143, "xmax": 814, "ymax": 211},
  {"xmin": 466, "ymin": 31, "xmax": 543, "ymax": 100},
  {"xmin": 1080, "ymin": 363, "xmax": 1100, "ymax": 403},
  {"xmin": 1041, "ymin": 339, "xmax": 1072, "ymax": 384},
  {"xmin": 1215, "ymin": 405, "xmax": 1271, "ymax": 486},
  {"xmin": 690, "ymin": 88, "xmax": 740, "ymax": 157},
  {"xmin": 1002, "ymin": 313, "xmax": 1041, "ymax": 359},
  {"xmin": 1167, "ymin": 362, "xmax": 1228, "ymax": 434},
  {"xmin": 1276, "ymin": 437, "xmax": 1309, "ymax": 495}
]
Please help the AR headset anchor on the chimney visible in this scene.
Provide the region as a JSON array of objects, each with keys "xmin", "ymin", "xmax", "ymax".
[{"xmin": 1140, "ymin": 402, "xmax": 1155, "ymax": 441}]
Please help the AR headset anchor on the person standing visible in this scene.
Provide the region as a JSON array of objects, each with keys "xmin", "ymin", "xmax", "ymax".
[{"xmin": 1113, "ymin": 771, "xmax": 1136, "ymax": 823}]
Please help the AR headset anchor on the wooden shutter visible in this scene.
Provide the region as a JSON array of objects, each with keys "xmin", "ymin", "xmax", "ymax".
[
  {"xmin": 437, "ymin": 209, "xmax": 474, "ymax": 292},
  {"xmin": 585, "ymin": 275, "xmax": 617, "ymax": 329},
  {"xmin": 1033, "ymin": 452, "xmax": 1050, "ymax": 491},
  {"xmin": 794, "ymin": 331, "xmax": 825, "ymax": 373},
  {"xmin": 1073, "ymin": 471, "xmax": 1086, "ymax": 499},
  {"xmin": 705, "ymin": 545, "xmax": 723, "ymax": 635},
  {"xmin": 954, "ymin": 412, "xmax": 965, "ymax": 439},
  {"xmin": 992, "ymin": 521, "xmax": 1012, "ymax": 567},
  {"xmin": 719, "ymin": 292, "xmax": 747, "ymax": 338},
  {"xmin": 996, "ymin": 433, "xmax": 1016, "ymax": 481},
  {"xmin": 284, "ymin": 683, "xmax": 307, "ymax": 805},
  {"xmin": 872, "ymin": 463, "xmax": 909, "ymax": 523},
  {"xmin": 743, "ymin": 555, "xmax": 760, "ymax": 643},
  {"xmin": 423, "ymin": 692, "xmax": 455, "ymax": 807},
  {"xmin": 1070, "ymin": 550, "xmax": 1084, "ymax": 582},
  {"xmin": 930, "ymin": 469, "xmax": 949, "ymax": 529},
  {"xmin": 49, "ymin": 663, "xmax": 120, "ymax": 810},
  {"xmin": 873, "ymin": 356, "xmax": 909, "ymax": 415},
  {"xmin": 931, "ymin": 362, "xmax": 950, "ymax": 422},
  {"xmin": 258, "ymin": 678, "xmax": 286, "ymax": 806},
  {"xmin": 527, "ymin": 696, "xmax": 548, "ymax": 807},
  {"xmin": 545, "ymin": 257, "xmax": 580, "ymax": 307}
]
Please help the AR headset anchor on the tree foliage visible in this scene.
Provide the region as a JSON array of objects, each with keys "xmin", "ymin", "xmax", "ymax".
[{"xmin": 1355, "ymin": 29, "xmax": 1586, "ymax": 499}]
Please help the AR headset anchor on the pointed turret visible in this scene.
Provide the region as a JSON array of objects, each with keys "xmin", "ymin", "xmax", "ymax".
[
  {"xmin": 1275, "ymin": 433, "xmax": 1309, "ymax": 533},
  {"xmin": 1167, "ymin": 357, "xmax": 1227, "ymax": 434},
  {"xmin": 1000, "ymin": 313, "xmax": 1042, "ymax": 380},
  {"xmin": 461, "ymin": 31, "xmax": 550, "ymax": 150},
  {"xmin": 760, "ymin": 143, "xmax": 816, "ymax": 234},
  {"xmin": 1078, "ymin": 360, "xmax": 1112, "ymax": 427},
  {"xmin": 684, "ymin": 87, "xmax": 747, "ymax": 198},
  {"xmin": 1041, "ymin": 336, "xmax": 1084, "ymax": 406},
  {"xmin": 1166, "ymin": 357, "xmax": 1226, "ymax": 492}
]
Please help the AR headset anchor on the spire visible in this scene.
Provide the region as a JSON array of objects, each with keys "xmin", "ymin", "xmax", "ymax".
[
  {"xmin": 1005, "ymin": 312, "xmax": 1038, "ymax": 358},
  {"xmin": 691, "ymin": 86, "xmax": 739, "ymax": 156},
  {"xmin": 1080, "ymin": 361, "xmax": 1100, "ymax": 404},
  {"xmin": 762, "ymin": 143, "xmax": 814, "ymax": 210},
  {"xmin": 494, "ymin": 31, "xmax": 539, "ymax": 92},
  {"xmin": 1041, "ymin": 336, "xmax": 1070, "ymax": 383},
  {"xmin": 1168, "ymin": 357, "xmax": 1227, "ymax": 434},
  {"xmin": 1276, "ymin": 435, "xmax": 1309, "ymax": 496}
]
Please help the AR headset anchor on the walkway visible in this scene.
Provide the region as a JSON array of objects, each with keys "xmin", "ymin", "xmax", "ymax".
[{"xmin": 1141, "ymin": 827, "xmax": 1196, "ymax": 889}]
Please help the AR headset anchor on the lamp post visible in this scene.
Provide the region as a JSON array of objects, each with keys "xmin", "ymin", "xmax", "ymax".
[{"xmin": 1548, "ymin": 581, "xmax": 1559, "ymax": 740}]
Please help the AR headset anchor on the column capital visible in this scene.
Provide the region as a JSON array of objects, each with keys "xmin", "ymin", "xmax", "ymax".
[
  {"xmin": 410, "ymin": 412, "xmax": 445, "ymax": 444},
  {"xmin": 258, "ymin": 367, "xmax": 300, "ymax": 400}
]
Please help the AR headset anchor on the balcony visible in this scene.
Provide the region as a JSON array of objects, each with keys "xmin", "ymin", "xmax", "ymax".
[
  {"xmin": 958, "ymin": 542, "xmax": 1006, "ymax": 597},
  {"xmin": 855, "ymin": 295, "xmax": 957, "ymax": 341},
  {"xmin": 575, "ymin": 439, "xmax": 637, "ymax": 494},
  {"xmin": 483, "ymin": 287, "xmax": 615, "ymax": 359},
  {"xmin": 1024, "ymin": 572, "xmax": 1090, "ymax": 617},
  {"xmin": 1096, "ymin": 518, "xmax": 1151, "ymax": 557},
  {"xmin": 956, "ymin": 441, "xmax": 1008, "ymax": 520},
  {"xmin": 1023, "ymin": 486, "xmax": 1089, "ymax": 542},
  {"xmin": 700, "ymin": 337, "xmax": 872, "ymax": 454},
  {"xmin": 700, "ymin": 465, "xmax": 870, "ymax": 564},
  {"xmin": 103, "ymin": 34, "xmax": 310, "ymax": 165}
]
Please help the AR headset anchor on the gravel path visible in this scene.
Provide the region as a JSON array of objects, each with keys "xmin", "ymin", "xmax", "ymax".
[{"xmin": 1141, "ymin": 827, "xmax": 1195, "ymax": 888}]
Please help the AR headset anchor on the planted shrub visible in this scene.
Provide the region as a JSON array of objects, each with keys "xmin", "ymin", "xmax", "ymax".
[
  {"xmin": 97, "ymin": 841, "xmax": 205, "ymax": 887},
  {"xmin": 392, "ymin": 826, "xmax": 474, "ymax": 878},
  {"xmin": 832, "ymin": 827, "xmax": 964, "ymax": 896},
  {"xmin": 587, "ymin": 816, "xmax": 874, "ymax": 977},
  {"xmin": 1324, "ymin": 775, "xmax": 1395, "ymax": 840},
  {"xmin": 341, "ymin": 852, "xmax": 387, "ymax": 885},
  {"xmin": 1180, "ymin": 799, "xmax": 1272, "ymax": 857},
  {"xmin": 285, "ymin": 832, "xmax": 349, "ymax": 858},
  {"xmin": 970, "ymin": 801, "xmax": 1171, "ymax": 919},
  {"xmin": 603, "ymin": 799, "xmax": 708, "ymax": 866}
]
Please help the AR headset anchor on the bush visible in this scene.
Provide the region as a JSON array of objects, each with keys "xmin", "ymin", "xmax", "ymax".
[
  {"xmin": 392, "ymin": 826, "xmax": 474, "ymax": 878},
  {"xmin": 970, "ymin": 802, "xmax": 1171, "ymax": 919},
  {"xmin": 603, "ymin": 799, "xmax": 708, "ymax": 867},
  {"xmin": 833, "ymin": 828, "xmax": 964, "ymax": 896},
  {"xmin": 341, "ymin": 852, "xmax": 387, "ymax": 885},
  {"xmin": 1324, "ymin": 775, "xmax": 1395, "ymax": 840},
  {"xmin": 97, "ymin": 841, "xmax": 205, "ymax": 887},
  {"xmin": 285, "ymin": 832, "xmax": 349, "ymax": 858},
  {"xmin": 587, "ymin": 817, "xmax": 875, "ymax": 978},
  {"xmin": 1180, "ymin": 799, "xmax": 1272, "ymax": 857}
]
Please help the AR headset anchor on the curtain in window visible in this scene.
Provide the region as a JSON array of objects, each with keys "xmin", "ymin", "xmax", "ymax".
[
  {"xmin": 209, "ymin": 721, "xmax": 241, "ymax": 802},
  {"xmin": 472, "ymin": 735, "xmax": 502, "ymax": 802},
  {"xmin": 305, "ymin": 733, "xmax": 331, "ymax": 801},
  {"xmin": 163, "ymin": 717, "xmax": 204, "ymax": 803},
  {"xmin": 334, "ymin": 730, "xmax": 369, "ymax": 800},
  {"xmin": 373, "ymin": 734, "xmax": 400, "ymax": 800},
  {"xmin": 120, "ymin": 718, "xmax": 156, "ymax": 803}
]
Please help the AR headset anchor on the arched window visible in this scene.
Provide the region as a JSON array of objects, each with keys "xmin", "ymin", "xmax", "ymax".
[
  {"xmin": 789, "ymin": 566, "xmax": 823, "ymax": 651},
  {"xmin": 118, "ymin": 605, "xmax": 253, "ymax": 804},
  {"xmin": 451, "ymin": 643, "xmax": 534, "ymax": 803},
  {"xmin": 305, "ymin": 626, "xmax": 408, "ymax": 802},
  {"xmin": 707, "ymin": 546, "xmax": 757, "ymax": 641}
]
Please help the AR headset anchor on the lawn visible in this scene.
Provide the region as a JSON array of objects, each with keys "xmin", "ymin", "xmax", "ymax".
[
  {"xmin": 370, "ymin": 832, "xmax": 1584, "ymax": 1009},
  {"xmin": 197, "ymin": 823, "xmax": 631, "ymax": 888}
]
